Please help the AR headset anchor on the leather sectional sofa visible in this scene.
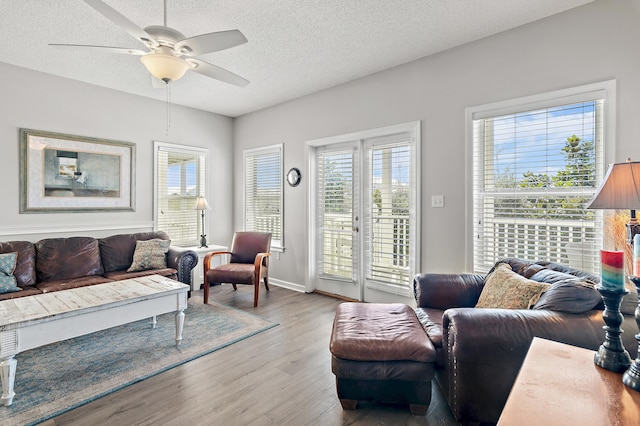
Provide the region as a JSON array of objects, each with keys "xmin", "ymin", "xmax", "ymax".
[
  {"xmin": 0, "ymin": 231, "xmax": 197, "ymax": 301},
  {"xmin": 413, "ymin": 258, "xmax": 639, "ymax": 425}
]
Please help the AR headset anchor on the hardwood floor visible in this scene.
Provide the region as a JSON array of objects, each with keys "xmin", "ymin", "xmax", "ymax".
[{"xmin": 46, "ymin": 285, "xmax": 458, "ymax": 425}]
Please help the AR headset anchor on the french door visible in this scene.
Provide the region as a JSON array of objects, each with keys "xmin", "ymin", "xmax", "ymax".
[
  {"xmin": 307, "ymin": 122, "xmax": 420, "ymax": 303},
  {"xmin": 313, "ymin": 141, "xmax": 361, "ymax": 300}
]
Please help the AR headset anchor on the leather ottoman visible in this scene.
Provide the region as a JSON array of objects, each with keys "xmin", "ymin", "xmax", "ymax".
[{"xmin": 329, "ymin": 302, "xmax": 436, "ymax": 415}]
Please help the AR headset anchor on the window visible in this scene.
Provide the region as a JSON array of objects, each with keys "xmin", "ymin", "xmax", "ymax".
[
  {"xmin": 154, "ymin": 142, "xmax": 207, "ymax": 246},
  {"xmin": 244, "ymin": 144, "xmax": 283, "ymax": 249},
  {"xmin": 468, "ymin": 81, "xmax": 615, "ymax": 274}
]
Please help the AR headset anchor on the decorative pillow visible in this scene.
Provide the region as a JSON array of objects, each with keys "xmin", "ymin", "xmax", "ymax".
[
  {"xmin": 621, "ymin": 287, "xmax": 639, "ymax": 315},
  {"xmin": 476, "ymin": 263, "xmax": 550, "ymax": 309},
  {"xmin": 0, "ymin": 252, "xmax": 21, "ymax": 294},
  {"xmin": 532, "ymin": 278, "xmax": 602, "ymax": 313},
  {"xmin": 127, "ymin": 239, "xmax": 170, "ymax": 272}
]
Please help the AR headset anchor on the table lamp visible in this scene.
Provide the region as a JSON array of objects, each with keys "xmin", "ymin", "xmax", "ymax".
[
  {"xmin": 194, "ymin": 196, "xmax": 211, "ymax": 248},
  {"xmin": 586, "ymin": 158, "xmax": 640, "ymax": 390}
]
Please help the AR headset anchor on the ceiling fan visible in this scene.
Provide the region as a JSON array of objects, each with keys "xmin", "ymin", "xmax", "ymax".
[{"xmin": 50, "ymin": 0, "xmax": 249, "ymax": 87}]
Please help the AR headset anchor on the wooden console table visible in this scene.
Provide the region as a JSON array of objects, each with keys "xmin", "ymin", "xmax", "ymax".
[
  {"xmin": 498, "ymin": 337, "xmax": 640, "ymax": 425},
  {"xmin": 0, "ymin": 275, "xmax": 188, "ymax": 406}
]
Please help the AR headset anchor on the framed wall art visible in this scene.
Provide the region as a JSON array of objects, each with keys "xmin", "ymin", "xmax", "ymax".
[{"xmin": 19, "ymin": 129, "xmax": 135, "ymax": 213}]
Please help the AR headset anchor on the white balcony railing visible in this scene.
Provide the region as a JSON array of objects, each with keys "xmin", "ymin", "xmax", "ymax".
[
  {"xmin": 320, "ymin": 213, "xmax": 411, "ymax": 284},
  {"xmin": 476, "ymin": 217, "xmax": 599, "ymax": 274}
]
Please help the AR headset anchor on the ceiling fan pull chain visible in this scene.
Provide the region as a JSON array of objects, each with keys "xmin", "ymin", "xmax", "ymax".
[{"xmin": 166, "ymin": 82, "xmax": 172, "ymax": 136}]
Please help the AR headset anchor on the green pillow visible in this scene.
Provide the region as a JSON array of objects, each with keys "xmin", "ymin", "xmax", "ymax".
[
  {"xmin": 476, "ymin": 263, "xmax": 550, "ymax": 309},
  {"xmin": 127, "ymin": 239, "xmax": 170, "ymax": 272},
  {"xmin": 0, "ymin": 252, "xmax": 21, "ymax": 294}
]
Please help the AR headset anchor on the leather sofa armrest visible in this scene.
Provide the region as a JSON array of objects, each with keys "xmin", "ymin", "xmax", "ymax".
[
  {"xmin": 413, "ymin": 273, "xmax": 485, "ymax": 309},
  {"xmin": 441, "ymin": 307, "xmax": 607, "ymax": 423},
  {"xmin": 166, "ymin": 246, "xmax": 198, "ymax": 285}
]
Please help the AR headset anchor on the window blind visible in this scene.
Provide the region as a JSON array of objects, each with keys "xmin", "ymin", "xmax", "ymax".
[
  {"xmin": 472, "ymin": 98, "xmax": 605, "ymax": 274},
  {"xmin": 244, "ymin": 145, "xmax": 283, "ymax": 247},
  {"xmin": 316, "ymin": 148, "xmax": 356, "ymax": 280},
  {"xmin": 364, "ymin": 141, "xmax": 412, "ymax": 287},
  {"xmin": 156, "ymin": 144, "xmax": 207, "ymax": 246}
]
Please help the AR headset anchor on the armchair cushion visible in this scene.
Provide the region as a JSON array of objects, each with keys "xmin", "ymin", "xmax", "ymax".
[
  {"xmin": 476, "ymin": 263, "xmax": 550, "ymax": 309},
  {"xmin": 127, "ymin": 239, "xmax": 170, "ymax": 272},
  {"xmin": 415, "ymin": 308, "xmax": 444, "ymax": 348},
  {"xmin": 206, "ymin": 263, "xmax": 256, "ymax": 284}
]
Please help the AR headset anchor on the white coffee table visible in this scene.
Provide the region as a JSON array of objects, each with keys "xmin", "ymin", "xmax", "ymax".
[{"xmin": 0, "ymin": 275, "xmax": 188, "ymax": 406}]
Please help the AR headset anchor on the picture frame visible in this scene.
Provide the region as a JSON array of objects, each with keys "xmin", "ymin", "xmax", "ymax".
[{"xmin": 19, "ymin": 128, "xmax": 135, "ymax": 213}]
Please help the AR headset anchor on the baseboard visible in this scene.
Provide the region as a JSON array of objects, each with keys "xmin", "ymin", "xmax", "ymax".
[{"xmin": 269, "ymin": 278, "xmax": 306, "ymax": 293}]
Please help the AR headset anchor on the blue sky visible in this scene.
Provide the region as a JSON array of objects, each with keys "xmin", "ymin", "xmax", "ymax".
[
  {"xmin": 489, "ymin": 101, "xmax": 596, "ymax": 179},
  {"xmin": 251, "ymin": 154, "xmax": 281, "ymax": 190},
  {"xmin": 167, "ymin": 161, "xmax": 196, "ymax": 194}
]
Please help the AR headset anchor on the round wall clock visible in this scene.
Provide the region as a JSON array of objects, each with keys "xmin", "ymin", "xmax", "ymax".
[{"xmin": 286, "ymin": 167, "xmax": 301, "ymax": 187}]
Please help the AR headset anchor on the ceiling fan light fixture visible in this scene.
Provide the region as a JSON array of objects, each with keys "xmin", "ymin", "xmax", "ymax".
[{"xmin": 140, "ymin": 51, "xmax": 189, "ymax": 83}]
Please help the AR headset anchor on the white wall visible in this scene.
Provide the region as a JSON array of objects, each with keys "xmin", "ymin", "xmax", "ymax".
[
  {"xmin": 0, "ymin": 62, "xmax": 234, "ymax": 244},
  {"xmin": 234, "ymin": 0, "xmax": 640, "ymax": 287}
]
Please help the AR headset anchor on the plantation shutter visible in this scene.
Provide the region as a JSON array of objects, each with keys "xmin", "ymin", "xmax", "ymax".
[
  {"xmin": 472, "ymin": 94, "xmax": 606, "ymax": 274},
  {"xmin": 156, "ymin": 143, "xmax": 207, "ymax": 246},
  {"xmin": 316, "ymin": 147, "xmax": 356, "ymax": 280},
  {"xmin": 364, "ymin": 137, "xmax": 413, "ymax": 288},
  {"xmin": 244, "ymin": 144, "xmax": 283, "ymax": 248}
]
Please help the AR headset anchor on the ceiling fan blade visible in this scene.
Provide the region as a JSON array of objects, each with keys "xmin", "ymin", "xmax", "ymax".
[
  {"xmin": 187, "ymin": 58, "xmax": 249, "ymax": 87},
  {"xmin": 49, "ymin": 43, "xmax": 146, "ymax": 55},
  {"xmin": 175, "ymin": 30, "xmax": 247, "ymax": 56},
  {"xmin": 84, "ymin": 0, "xmax": 158, "ymax": 47}
]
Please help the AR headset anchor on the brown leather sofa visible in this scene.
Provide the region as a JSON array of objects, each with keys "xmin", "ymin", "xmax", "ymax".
[
  {"xmin": 0, "ymin": 231, "xmax": 197, "ymax": 301},
  {"xmin": 413, "ymin": 258, "xmax": 639, "ymax": 425}
]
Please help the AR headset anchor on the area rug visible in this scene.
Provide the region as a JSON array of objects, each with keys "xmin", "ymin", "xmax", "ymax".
[{"xmin": 0, "ymin": 296, "xmax": 277, "ymax": 426}]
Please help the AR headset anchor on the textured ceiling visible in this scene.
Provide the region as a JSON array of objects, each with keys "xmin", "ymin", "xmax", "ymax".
[{"xmin": 0, "ymin": 0, "xmax": 593, "ymax": 117}]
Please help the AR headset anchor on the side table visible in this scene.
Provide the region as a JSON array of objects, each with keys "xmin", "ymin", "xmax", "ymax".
[
  {"xmin": 183, "ymin": 244, "xmax": 228, "ymax": 292},
  {"xmin": 498, "ymin": 337, "xmax": 640, "ymax": 425}
]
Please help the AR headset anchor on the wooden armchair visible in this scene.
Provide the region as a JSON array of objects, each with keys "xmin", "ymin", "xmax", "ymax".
[{"xmin": 203, "ymin": 232, "xmax": 271, "ymax": 307}]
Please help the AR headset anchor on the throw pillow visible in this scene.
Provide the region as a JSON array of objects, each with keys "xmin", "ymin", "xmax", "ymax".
[
  {"xmin": 0, "ymin": 252, "xmax": 21, "ymax": 294},
  {"xmin": 621, "ymin": 287, "xmax": 638, "ymax": 315},
  {"xmin": 127, "ymin": 239, "xmax": 170, "ymax": 272},
  {"xmin": 532, "ymin": 278, "xmax": 602, "ymax": 313},
  {"xmin": 476, "ymin": 263, "xmax": 550, "ymax": 309}
]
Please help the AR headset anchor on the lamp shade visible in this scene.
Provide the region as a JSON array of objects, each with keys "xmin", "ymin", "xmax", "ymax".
[
  {"xmin": 194, "ymin": 196, "xmax": 211, "ymax": 211},
  {"xmin": 586, "ymin": 160, "xmax": 640, "ymax": 210},
  {"xmin": 140, "ymin": 49, "xmax": 190, "ymax": 83}
]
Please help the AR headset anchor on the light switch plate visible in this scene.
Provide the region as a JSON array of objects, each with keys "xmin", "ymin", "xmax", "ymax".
[{"xmin": 432, "ymin": 195, "xmax": 444, "ymax": 208}]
